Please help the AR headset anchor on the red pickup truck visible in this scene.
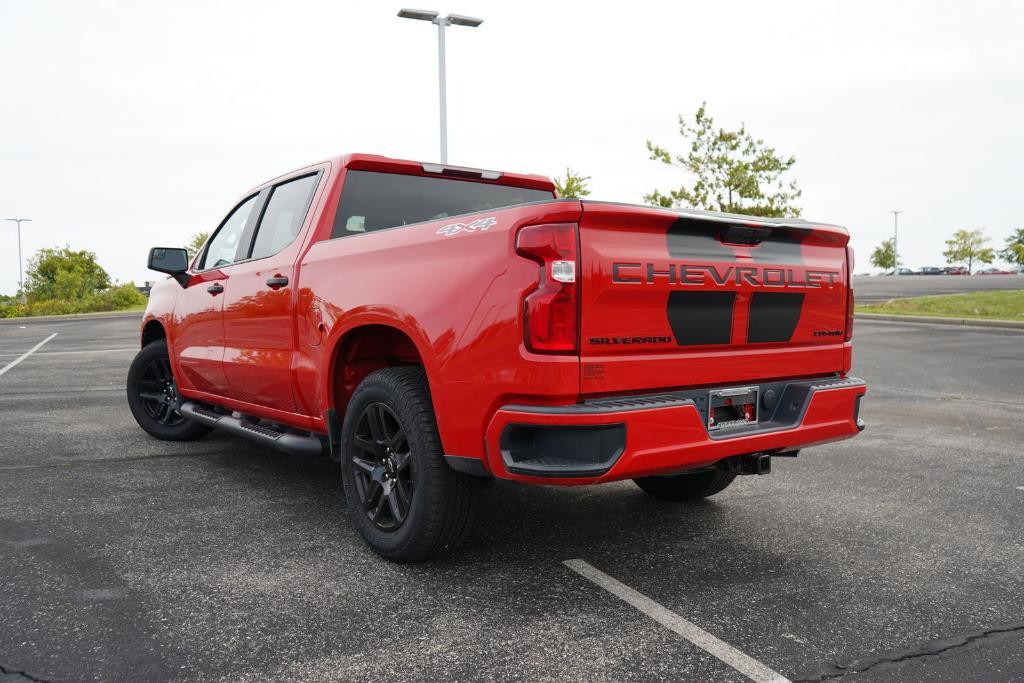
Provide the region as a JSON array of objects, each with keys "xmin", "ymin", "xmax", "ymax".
[{"xmin": 129, "ymin": 153, "xmax": 866, "ymax": 561}]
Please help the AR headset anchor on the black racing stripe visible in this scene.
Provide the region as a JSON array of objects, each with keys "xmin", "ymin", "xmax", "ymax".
[
  {"xmin": 669, "ymin": 217, "xmax": 804, "ymax": 264},
  {"xmin": 747, "ymin": 292, "xmax": 804, "ymax": 343},
  {"xmin": 747, "ymin": 229, "xmax": 806, "ymax": 264},
  {"xmin": 666, "ymin": 291, "xmax": 735, "ymax": 346},
  {"xmin": 666, "ymin": 218, "xmax": 736, "ymax": 260}
]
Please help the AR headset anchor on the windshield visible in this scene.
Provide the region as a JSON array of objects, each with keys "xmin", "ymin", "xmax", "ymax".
[{"xmin": 331, "ymin": 170, "xmax": 553, "ymax": 238}]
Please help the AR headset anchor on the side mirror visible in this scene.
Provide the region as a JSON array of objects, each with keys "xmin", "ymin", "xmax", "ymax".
[{"xmin": 148, "ymin": 247, "xmax": 190, "ymax": 286}]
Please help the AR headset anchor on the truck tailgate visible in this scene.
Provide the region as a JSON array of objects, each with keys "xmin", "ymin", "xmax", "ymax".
[{"xmin": 578, "ymin": 202, "xmax": 851, "ymax": 395}]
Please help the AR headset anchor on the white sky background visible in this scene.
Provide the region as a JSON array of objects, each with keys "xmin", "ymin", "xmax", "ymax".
[{"xmin": 1, "ymin": 0, "xmax": 1022, "ymax": 293}]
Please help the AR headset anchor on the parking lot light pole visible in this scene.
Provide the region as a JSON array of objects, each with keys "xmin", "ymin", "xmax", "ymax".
[
  {"xmin": 890, "ymin": 210, "xmax": 901, "ymax": 275},
  {"xmin": 397, "ymin": 9, "xmax": 483, "ymax": 164},
  {"xmin": 5, "ymin": 217, "xmax": 31, "ymax": 301}
]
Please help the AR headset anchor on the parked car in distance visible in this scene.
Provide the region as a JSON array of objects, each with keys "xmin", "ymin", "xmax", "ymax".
[
  {"xmin": 128, "ymin": 153, "xmax": 866, "ymax": 561},
  {"xmin": 943, "ymin": 266, "xmax": 969, "ymax": 275},
  {"xmin": 917, "ymin": 266, "xmax": 945, "ymax": 275},
  {"xmin": 975, "ymin": 267, "xmax": 1016, "ymax": 275}
]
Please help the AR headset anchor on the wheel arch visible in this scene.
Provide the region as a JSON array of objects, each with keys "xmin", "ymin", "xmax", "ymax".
[
  {"xmin": 327, "ymin": 322, "xmax": 435, "ymax": 427},
  {"xmin": 141, "ymin": 318, "xmax": 166, "ymax": 347}
]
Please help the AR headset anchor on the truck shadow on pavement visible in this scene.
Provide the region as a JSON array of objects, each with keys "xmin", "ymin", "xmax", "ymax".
[{"xmin": 200, "ymin": 441, "xmax": 794, "ymax": 580}]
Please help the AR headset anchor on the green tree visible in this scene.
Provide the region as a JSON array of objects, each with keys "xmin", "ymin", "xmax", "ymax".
[
  {"xmin": 24, "ymin": 246, "xmax": 111, "ymax": 301},
  {"xmin": 645, "ymin": 103, "xmax": 802, "ymax": 217},
  {"xmin": 999, "ymin": 227, "xmax": 1024, "ymax": 268},
  {"xmin": 870, "ymin": 238, "xmax": 897, "ymax": 272},
  {"xmin": 186, "ymin": 231, "xmax": 210, "ymax": 259},
  {"xmin": 942, "ymin": 228, "xmax": 995, "ymax": 273},
  {"xmin": 553, "ymin": 167, "xmax": 591, "ymax": 199}
]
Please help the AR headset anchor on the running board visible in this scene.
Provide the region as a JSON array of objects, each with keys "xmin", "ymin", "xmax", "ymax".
[{"xmin": 179, "ymin": 401, "xmax": 325, "ymax": 458}]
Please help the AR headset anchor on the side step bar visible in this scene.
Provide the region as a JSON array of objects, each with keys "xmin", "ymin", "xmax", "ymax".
[{"xmin": 179, "ymin": 401, "xmax": 325, "ymax": 458}]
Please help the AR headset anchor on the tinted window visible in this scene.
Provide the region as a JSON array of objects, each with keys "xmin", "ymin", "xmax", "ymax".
[
  {"xmin": 332, "ymin": 171, "xmax": 553, "ymax": 238},
  {"xmin": 201, "ymin": 194, "xmax": 258, "ymax": 269},
  {"xmin": 249, "ymin": 174, "xmax": 320, "ymax": 260}
]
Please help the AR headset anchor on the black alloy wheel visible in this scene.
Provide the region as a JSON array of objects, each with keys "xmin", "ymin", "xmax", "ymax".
[
  {"xmin": 350, "ymin": 402, "xmax": 414, "ymax": 532},
  {"xmin": 126, "ymin": 339, "xmax": 212, "ymax": 441},
  {"xmin": 339, "ymin": 366, "xmax": 482, "ymax": 562},
  {"xmin": 136, "ymin": 355, "xmax": 187, "ymax": 428}
]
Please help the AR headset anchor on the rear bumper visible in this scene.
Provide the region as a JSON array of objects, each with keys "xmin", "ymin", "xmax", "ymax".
[{"xmin": 482, "ymin": 376, "xmax": 866, "ymax": 485}]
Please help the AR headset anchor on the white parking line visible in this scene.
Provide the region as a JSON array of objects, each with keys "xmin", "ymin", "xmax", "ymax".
[
  {"xmin": 1017, "ymin": 486, "xmax": 1024, "ymax": 491},
  {"xmin": 0, "ymin": 347, "xmax": 135, "ymax": 358},
  {"xmin": 564, "ymin": 559, "xmax": 790, "ymax": 683},
  {"xmin": 0, "ymin": 333, "xmax": 58, "ymax": 377}
]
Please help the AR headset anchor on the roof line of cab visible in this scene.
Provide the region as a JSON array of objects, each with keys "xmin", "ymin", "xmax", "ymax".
[
  {"xmin": 251, "ymin": 153, "xmax": 556, "ymax": 194},
  {"xmin": 341, "ymin": 153, "xmax": 556, "ymax": 193}
]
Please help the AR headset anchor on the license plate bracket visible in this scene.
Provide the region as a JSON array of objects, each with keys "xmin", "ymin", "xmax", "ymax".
[{"xmin": 708, "ymin": 386, "xmax": 759, "ymax": 431}]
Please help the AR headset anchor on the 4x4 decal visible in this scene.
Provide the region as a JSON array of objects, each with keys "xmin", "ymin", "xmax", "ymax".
[{"xmin": 436, "ymin": 217, "xmax": 498, "ymax": 236}]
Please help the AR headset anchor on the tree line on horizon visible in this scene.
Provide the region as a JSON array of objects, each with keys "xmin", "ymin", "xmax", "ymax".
[{"xmin": 869, "ymin": 228, "xmax": 1024, "ymax": 274}]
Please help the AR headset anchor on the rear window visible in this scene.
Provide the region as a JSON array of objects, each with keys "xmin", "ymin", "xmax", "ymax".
[{"xmin": 331, "ymin": 170, "xmax": 552, "ymax": 238}]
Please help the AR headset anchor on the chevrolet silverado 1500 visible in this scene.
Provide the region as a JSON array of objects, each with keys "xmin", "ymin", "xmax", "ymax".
[{"xmin": 129, "ymin": 153, "xmax": 866, "ymax": 561}]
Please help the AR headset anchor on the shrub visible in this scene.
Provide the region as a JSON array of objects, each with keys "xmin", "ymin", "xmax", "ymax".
[
  {"xmin": 101, "ymin": 283, "xmax": 148, "ymax": 309},
  {"xmin": 0, "ymin": 303, "xmax": 31, "ymax": 319},
  {"xmin": 0, "ymin": 282, "xmax": 147, "ymax": 318}
]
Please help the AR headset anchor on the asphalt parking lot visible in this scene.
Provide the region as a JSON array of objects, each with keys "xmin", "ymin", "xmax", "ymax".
[
  {"xmin": 853, "ymin": 274, "xmax": 1024, "ymax": 303},
  {"xmin": 1, "ymin": 314, "xmax": 1023, "ymax": 682}
]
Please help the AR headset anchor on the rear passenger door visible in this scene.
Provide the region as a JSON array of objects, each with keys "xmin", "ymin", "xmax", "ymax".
[{"xmin": 221, "ymin": 171, "xmax": 322, "ymax": 414}]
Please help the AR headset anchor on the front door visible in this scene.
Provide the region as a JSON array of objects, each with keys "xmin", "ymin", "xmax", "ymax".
[
  {"xmin": 173, "ymin": 192, "xmax": 260, "ymax": 396},
  {"xmin": 221, "ymin": 172, "xmax": 321, "ymax": 414}
]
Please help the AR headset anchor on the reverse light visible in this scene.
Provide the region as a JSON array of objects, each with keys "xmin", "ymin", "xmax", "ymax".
[
  {"xmin": 551, "ymin": 260, "xmax": 576, "ymax": 283},
  {"xmin": 516, "ymin": 223, "xmax": 579, "ymax": 353}
]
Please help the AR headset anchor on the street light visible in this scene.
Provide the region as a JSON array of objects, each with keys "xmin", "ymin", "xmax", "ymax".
[
  {"xmin": 398, "ymin": 8, "xmax": 484, "ymax": 164},
  {"xmin": 5, "ymin": 217, "xmax": 31, "ymax": 300},
  {"xmin": 889, "ymin": 210, "xmax": 902, "ymax": 275}
]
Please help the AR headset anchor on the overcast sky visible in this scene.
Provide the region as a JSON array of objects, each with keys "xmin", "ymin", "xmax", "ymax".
[{"xmin": 2, "ymin": 1, "xmax": 1022, "ymax": 294}]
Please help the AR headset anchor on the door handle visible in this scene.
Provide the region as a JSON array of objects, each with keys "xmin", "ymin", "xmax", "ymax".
[
  {"xmin": 207, "ymin": 283, "xmax": 224, "ymax": 295},
  {"xmin": 266, "ymin": 275, "xmax": 289, "ymax": 289}
]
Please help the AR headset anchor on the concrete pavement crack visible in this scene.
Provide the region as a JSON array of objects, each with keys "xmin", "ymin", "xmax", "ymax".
[
  {"xmin": 794, "ymin": 623, "xmax": 1024, "ymax": 681},
  {"xmin": 0, "ymin": 662, "xmax": 52, "ymax": 683}
]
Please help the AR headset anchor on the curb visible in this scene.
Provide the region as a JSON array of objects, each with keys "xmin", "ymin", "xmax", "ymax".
[
  {"xmin": 856, "ymin": 312, "xmax": 1024, "ymax": 330},
  {"xmin": 0, "ymin": 310, "xmax": 144, "ymax": 325}
]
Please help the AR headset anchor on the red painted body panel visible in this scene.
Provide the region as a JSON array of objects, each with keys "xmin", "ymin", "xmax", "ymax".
[
  {"xmin": 169, "ymin": 268, "xmax": 230, "ymax": 395},
  {"xmin": 485, "ymin": 383, "xmax": 866, "ymax": 485},
  {"xmin": 142, "ymin": 153, "xmax": 865, "ymax": 485},
  {"xmin": 296, "ymin": 198, "xmax": 582, "ymax": 460},
  {"xmin": 221, "ymin": 258, "xmax": 299, "ymax": 412},
  {"xmin": 577, "ymin": 203, "xmax": 851, "ymax": 395}
]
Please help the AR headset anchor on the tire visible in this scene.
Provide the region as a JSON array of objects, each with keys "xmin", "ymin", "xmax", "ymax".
[
  {"xmin": 339, "ymin": 367, "xmax": 481, "ymax": 562},
  {"xmin": 126, "ymin": 340, "xmax": 212, "ymax": 441},
  {"xmin": 633, "ymin": 469, "xmax": 736, "ymax": 502}
]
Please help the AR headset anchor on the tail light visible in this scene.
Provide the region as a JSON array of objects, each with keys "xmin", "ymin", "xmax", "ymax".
[
  {"xmin": 845, "ymin": 245, "xmax": 855, "ymax": 341},
  {"xmin": 515, "ymin": 223, "xmax": 579, "ymax": 353}
]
